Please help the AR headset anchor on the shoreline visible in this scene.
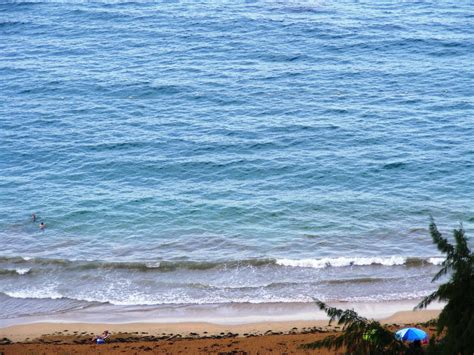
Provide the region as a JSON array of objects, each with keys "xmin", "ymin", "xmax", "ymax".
[
  {"xmin": 0, "ymin": 308, "xmax": 441, "ymax": 343},
  {"xmin": 0, "ymin": 299, "xmax": 444, "ymax": 329}
]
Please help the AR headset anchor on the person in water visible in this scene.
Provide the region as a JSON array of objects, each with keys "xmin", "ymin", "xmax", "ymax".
[
  {"xmin": 92, "ymin": 330, "xmax": 110, "ymax": 343},
  {"xmin": 32, "ymin": 213, "xmax": 36, "ymax": 222},
  {"xmin": 39, "ymin": 222, "xmax": 45, "ymax": 230}
]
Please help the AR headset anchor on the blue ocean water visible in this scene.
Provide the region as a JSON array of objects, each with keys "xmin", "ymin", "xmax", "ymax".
[{"xmin": 0, "ymin": 0, "xmax": 473, "ymax": 322}]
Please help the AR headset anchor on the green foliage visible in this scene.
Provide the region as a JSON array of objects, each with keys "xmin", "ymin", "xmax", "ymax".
[
  {"xmin": 416, "ymin": 218, "xmax": 474, "ymax": 354},
  {"xmin": 302, "ymin": 300, "xmax": 406, "ymax": 354}
]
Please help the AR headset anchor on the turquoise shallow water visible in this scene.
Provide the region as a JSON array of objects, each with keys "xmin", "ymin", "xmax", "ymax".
[{"xmin": 0, "ymin": 0, "xmax": 473, "ymax": 321}]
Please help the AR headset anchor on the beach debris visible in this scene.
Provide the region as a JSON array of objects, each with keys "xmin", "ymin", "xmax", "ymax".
[{"xmin": 165, "ymin": 333, "xmax": 181, "ymax": 341}]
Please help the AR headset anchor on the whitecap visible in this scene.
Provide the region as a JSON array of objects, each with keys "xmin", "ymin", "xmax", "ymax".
[
  {"xmin": 14, "ymin": 268, "xmax": 30, "ymax": 275},
  {"xmin": 276, "ymin": 256, "xmax": 407, "ymax": 268},
  {"xmin": 428, "ymin": 257, "xmax": 444, "ymax": 265},
  {"xmin": 3, "ymin": 288, "xmax": 63, "ymax": 300}
]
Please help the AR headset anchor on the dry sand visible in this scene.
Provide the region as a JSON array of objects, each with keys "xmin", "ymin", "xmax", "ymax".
[{"xmin": 0, "ymin": 333, "xmax": 343, "ymax": 354}]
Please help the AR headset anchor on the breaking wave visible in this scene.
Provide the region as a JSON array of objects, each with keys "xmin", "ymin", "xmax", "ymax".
[
  {"xmin": 0, "ymin": 255, "xmax": 444, "ymax": 273},
  {"xmin": 275, "ymin": 256, "xmax": 444, "ymax": 268}
]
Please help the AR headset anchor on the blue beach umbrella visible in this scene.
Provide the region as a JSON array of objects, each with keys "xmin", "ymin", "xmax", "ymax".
[{"xmin": 395, "ymin": 327, "xmax": 428, "ymax": 342}]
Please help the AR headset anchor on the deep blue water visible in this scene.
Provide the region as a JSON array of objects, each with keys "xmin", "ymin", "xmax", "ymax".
[{"xmin": 0, "ymin": 0, "xmax": 473, "ymax": 320}]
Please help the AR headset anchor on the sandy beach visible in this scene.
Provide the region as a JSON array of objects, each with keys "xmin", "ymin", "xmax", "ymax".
[
  {"xmin": 2, "ymin": 1, "xmax": 469, "ymax": 353},
  {"xmin": 0, "ymin": 309, "xmax": 440, "ymax": 354}
]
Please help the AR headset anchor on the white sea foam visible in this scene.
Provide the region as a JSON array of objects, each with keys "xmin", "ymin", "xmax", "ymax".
[
  {"xmin": 1, "ymin": 288, "xmax": 434, "ymax": 305},
  {"xmin": 76, "ymin": 294, "xmax": 316, "ymax": 306},
  {"xmin": 14, "ymin": 268, "xmax": 30, "ymax": 275},
  {"xmin": 428, "ymin": 257, "xmax": 444, "ymax": 265},
  {"xmin": 4, "ymin": 289, "xmax": 64, "ymax": 300},
  {"xmin": 275, "ymin": 256, "xmax": 408, "ymax": 268},
  {"xmin": 3, "ymin": 289, "xmax": 313, "ymax": 306},
  {"xmin": 2, "ymin": 268, "xmax": 31, "ymax": 275},
  {"xmin": 341, "ymin": 290, "xmax": 434, "ymax": 302}
]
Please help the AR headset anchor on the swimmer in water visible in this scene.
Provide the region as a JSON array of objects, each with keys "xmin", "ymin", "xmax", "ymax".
[
  {"xmin": 32, "ymin": 213, "xmax": 36, "ymax": 222},
  {"xmin": 39, "ymin": 222, "xmax": 45, "ymax": 230}
]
